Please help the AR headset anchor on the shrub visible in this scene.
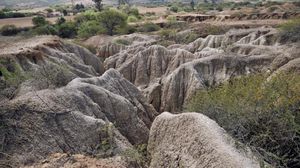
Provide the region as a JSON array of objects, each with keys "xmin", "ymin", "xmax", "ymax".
[
  {"xmin": 113, "ymin": 38, "xmax": 132, "ymax": 46},
  {"xmin": 216, "ymin": 6, "xmax": 223, "ymax": 11},
  {"xmin": 0, "ymin": 25, "xmax": 20, "ymax": 36},
  {"xmin": 120, "ymin": 5, "xmax": 140, "ymax": 18},
  {"xmin": 57, "ymin": 22, "xmax": 77, "ymax": 38},
  {"xmin": 183, "ymin": 6, "xmax": 193, "ymax": 12},
  {"xmin": 74, "ymin": 10, "xmax": 98, "ymax": 24},
  {"xmin": 32, "ymin": 16, "xmax": 48, "ymax": 27},
  {"xmin": 127, "ymin": 15, "xmax": 138, "ymax": 23},
  {"xmin": 159, "ymin": 29, "xmax": 177, "ymax": 40},
  {"xmin": 138, "ymin": 22, "xmax": 160, "ymax": 32},
  {"xmin": 206, "ymin": 25, "xmax": 226, "ymax": 35},
  {"xmin": 117, "ymin": 25, "xmax": 136, "ymax": 35},
  {"xmin": 77, "ymin": 21, "xmax": 104, "ymax": 38},
  {"xmin": 279, "ymin": 18, "xmax": 300, "ymax": 43},
  {"xmin": 122, "ymin": 144, "xmax": 150, "ymax": 168},
  {"xmin": 33, "ymin": 25, "xmax": 58, "ymax": 35},
  {"xmin": 160, "ymin": 29, "xmax": 199, "ymax": 44},
  {"xmin": 56, "ymin": 17, "xmax": 66, "ymax": 25},
  {"xmin": 186, "ymin": 73, "xmax": 300, "ymax": 167},
  {"xmin": 169, "ymin": 5, "xmax": 179, "ymax": 13}
]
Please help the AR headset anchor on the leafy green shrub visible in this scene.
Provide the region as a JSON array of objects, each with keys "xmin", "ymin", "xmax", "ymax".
[
  {"xmin": 0, "ymin": 25, "xmax": 20, "ymax": 36},
  {"xmin": 187, "ymin": 73, "xmax": 300, "ymax": 167},
  {"xmin": 57, "ymin": 22, "xmax": 77, "ymax": 38},
  {"xmin": 169, "ymin": 5, "xmax": 179, "ymax": 13},
  {"xmin": 279, "ymin": 18, "xmax": 300, "ymax": 43},
  {"xmin": 33, "ymin": 25, "xmax": 58, "ymax": 35},
  {"xmin": 127, "ymin": 15, "xmax": 138, "ymax": 23},
  {"xmin": 138, "ymin": 22, "xmax": 160, "ymax": 32},
  {"xmin": 117, "ymin": 24, "xmax": 136, "ymax": 35},
  {"xmin": 74, "ymin": 10, "xmax": 98, "ymax": 24},
  {"xmin": 77, "ymin": 21, "xmax": 104, "ymax": 38},
  {"xmin": 32, "ymin": 16, "xmax": 48, "ymax": 27}
]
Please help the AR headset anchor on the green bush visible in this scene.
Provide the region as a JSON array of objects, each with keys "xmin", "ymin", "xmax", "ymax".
[
  {"xmin": 32, "ymin": 16, "xmax": 48, "ymax": 27},
  {"xmin": 187, "ymin": 73, "xmax": 300, "ymax": 167},
  {"xmin": 169, "ymin": 5, "xmax": 179, "ymax": 13},
  {"xmin": 0, "ymin": 25, "xmax": 20, "ymax": 36},
  {"xmin": 127, "ymin": 15, "xmax": 138, "ymax": 23},
  {"xmin": 33, "ymin": 25, "xmax": 58, "ymax": 35},
  {"xmin": 74, "ymin": 10, "xmax": 98, "ymax": 24},
  {"xmin": 57, "ymin": 22, "xmax": 77, "ymax": 38},
  {"xmin": 77, "ymin": 21, "xmax": 104, "ymax": 38},
  {"xmin": 117, "ymin": 24, "xmax": 136, "ymax": 35},
  {"xmin": 120, "ymin": 5, "xmax": 140, "ymax": 18},
  {"xmin": 159, "ymin": 29, "xmax": 177, "ymax": 40},
  {"xmin": 138, "ymin": 22, "xmax": 160, "ymax": 32},
  {"xmin": 279, "ymin": 18, "xmax": 300, "ymax": 43},
  {"xmin": 216, "ymin": 6, "xmax": 223, "ymax": 11}
]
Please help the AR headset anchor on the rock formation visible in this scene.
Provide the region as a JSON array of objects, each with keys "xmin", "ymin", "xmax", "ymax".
[
  {"xmin": 0, "ymin": 36, "xmax": 105, "ymax": 101},
  {"xmin": 104, "ymin": 27, "xmax": 300, "ymax": 112},
  {"xmin": 0, "ymin": 69, "xmax": 157, "ymax": 166},
  {"xmin": 148, "ymin": 112, "xmax": 262, "ymax": 168},
  {"xmin": 0, "ymin": 36, "xmax": 158, "ymax": 167},
  {"xmin": 95, "ymin": 33, "xmax": 158, "ymax": 59}
]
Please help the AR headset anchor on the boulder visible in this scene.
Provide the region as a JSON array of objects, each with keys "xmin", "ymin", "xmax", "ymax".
[{"xmin": 148, "ymin": 112, "xmax": 262, "ymax": 168}]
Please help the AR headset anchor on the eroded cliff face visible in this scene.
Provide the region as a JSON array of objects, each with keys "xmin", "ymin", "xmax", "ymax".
[
  {"xmin": 0, "ymin": 69, "xmax": 157, "ymax": 166},
  {"xmin": 0, "ymin": 36, "xmax": 105, "ymax": 101},
  {"xmin": 104, "ymin": 27, "xmax": 300, "ymax": 112},
  {"xmin": 0, "ymin": 37, "xmax": 157, "ymax": 167}
]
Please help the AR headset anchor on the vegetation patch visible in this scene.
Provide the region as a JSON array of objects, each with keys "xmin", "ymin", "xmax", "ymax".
[
  {"xmin": 0, "ymin": 58, "xmax": 26, "ymax": 98},
  {"xmin": 279, "ymin": 18, "xmax": 300, "ymax": 43},
  {"xmin": 186, "ymin": 73, "xmax": 300, "ymax": 167}
]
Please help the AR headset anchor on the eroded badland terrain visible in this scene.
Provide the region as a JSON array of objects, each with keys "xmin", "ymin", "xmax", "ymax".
[{"xmin": 0, "ymin": 1, "xmax": 300, "ymax": 168}]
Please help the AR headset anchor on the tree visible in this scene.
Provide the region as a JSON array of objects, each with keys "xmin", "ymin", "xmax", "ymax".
[
  {"xmin": 190, "ymin": 0, "xmax": 195, "ymax": 11},
  {"xmin": 32, "ymin": 16, "xmax": 48, "ymax": 27},
  {"xmin": 74, "ymin": 3, "xmax": 85, "ymax": 11},
  {"xmin": 0, "ymin": 25, "xmax": 19, "ymax": 36},
  {"xmin": 62, "ymin": 9, "xmax": 68, "ymax": 16},
  {"xmin": 56, "ymin": 17, "xmax": 66, "ymax": 25},
  {"xmin": 97, "ymin": 9, "xmax": 127, "ymax": 36},
  {"xmin": 92, "ymin": 0, "xmax": 103, "ymax": 11},
  {"xmin": 45, "ymin": 8, "xmax": 53, "ymax": 13},
  {"xmin": 57, "ymin": 22, "xmax": 77, "ymax": 38}
]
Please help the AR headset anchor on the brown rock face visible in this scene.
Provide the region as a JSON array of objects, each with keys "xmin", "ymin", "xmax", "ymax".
[{"xmin": 148, "ymin": 112, "xmax": 261, "ymax": 168}]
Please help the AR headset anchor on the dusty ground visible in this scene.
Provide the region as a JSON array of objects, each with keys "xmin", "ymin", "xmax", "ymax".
[
  {"xmin": 0, "ymin": 15, "xmax": 74, "ymax": 28},
  {"xmin": 137, "ymin": 6, "xmax": 167, "ymax": 15}
]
